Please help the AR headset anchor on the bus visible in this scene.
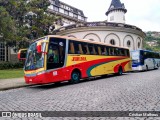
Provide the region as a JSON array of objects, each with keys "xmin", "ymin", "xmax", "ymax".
[
  {"xmin": 24, "ymin": 35, "xmax": 132, "ymax": 84},
  {"xmin": 131, "ymin": 50, "xmax": 160, "ymax": 71}
]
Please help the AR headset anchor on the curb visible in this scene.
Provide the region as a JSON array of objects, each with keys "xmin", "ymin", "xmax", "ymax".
[{"xmin": 0, "ymin": 84, "xmax": 32, "ymax": 91}]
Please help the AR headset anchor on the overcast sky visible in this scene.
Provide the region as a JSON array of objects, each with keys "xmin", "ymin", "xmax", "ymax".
[{"xmin": 60, "ymin": 0, "xmax": 160, "ymax": 32}]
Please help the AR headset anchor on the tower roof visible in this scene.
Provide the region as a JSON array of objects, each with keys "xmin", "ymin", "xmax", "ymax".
[{"xmin": 106, "ymin": 0, "xmax": 127, "ymax": 16}]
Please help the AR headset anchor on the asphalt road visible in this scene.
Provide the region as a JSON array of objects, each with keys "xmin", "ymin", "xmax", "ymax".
[{"xmin": 0, "ymin": 69, "xmax": 160, "ymax": 120}]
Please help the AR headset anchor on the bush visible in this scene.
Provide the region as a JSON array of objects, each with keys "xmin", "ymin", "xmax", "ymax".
[{"xmin": 0, "ymin": 62, "xmax": 24, "ymax": 70}]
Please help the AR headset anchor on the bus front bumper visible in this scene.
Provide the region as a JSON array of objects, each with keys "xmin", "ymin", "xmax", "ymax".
[{"xmin": 132, "ymin": 66, "xmax": 143, "ymax": 71}]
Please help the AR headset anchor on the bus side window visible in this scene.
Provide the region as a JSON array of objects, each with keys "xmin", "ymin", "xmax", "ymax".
[
  {"xmin": 69, "ymin": 41, "xmax": 75, "ymax": 54},
  {"xmin": 78, "ymin": 43, "xmax": 83, "ymax": 54},
  {"xmin": 124, "ymin": 49, "xmax": 127, "ymax": 56},
  {"xmin": 73, "ymin": 42, "xmax": 80, "ymax": 54},
  {"xmin": 118, "ymin": 48, "xmax": 121, "ymax": 56},
  {"xmin": 108, "ymin": 47, "xmax": 111, "ymax": 55},
  {"xmin": 126, "ymin": 49, "xmax": 130, "ymax": 57},
  {"xmin": 98, "ymin": 46, "xmax": 102, "ymax": 55},
  {"xmin": 123, "ymin": 49, "xmax": 130, "ymax": 57},
  {"xmin": 101, "ymin": 46, "xmax": 107, "ymax": 55},
  {"xmin": 82, "ymin": 43, "xmax": 90, "ymax": 55},
  {"xmin": 94, "ymin": 45, "xmax": 99, "ymax": 55},
  {"xmin": 110, "ymin": 47, "xmax": 115, "ymax": 56},
  {"xmin": 143, "ymin": 51, "xmax": 146, "ymax": 57},
  {"xmin": 88, "ymin": 44, "xmax": 94, "ymax": 55},
  {"xmin": 121, "ymin": 49, "xmax": 125, "ymax": 56},
  {"xmin": 106, "ymin": 47, "xmax": 109, "ymax": 55},
  {"xmin": 114, "ymin": 48, "xmax": 118, "ymax": 56},
  {"xmin": 101, "ymin": 46, "xmax": 105, "ymax": 55}
]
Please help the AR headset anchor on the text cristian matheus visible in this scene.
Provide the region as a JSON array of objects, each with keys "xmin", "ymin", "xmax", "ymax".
[{"xmin": 129, "ymin": 112, "xmax": 158, "ymax": 117}]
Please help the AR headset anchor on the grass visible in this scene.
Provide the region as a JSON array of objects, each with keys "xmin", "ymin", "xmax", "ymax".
[{"xmin": 0, "ymin": 69, "xmax": 24, "ymax": 79}]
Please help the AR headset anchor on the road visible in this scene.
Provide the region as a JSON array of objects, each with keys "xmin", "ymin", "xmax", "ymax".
[{"xmin": 0, "ymin": 69, "xmax": 160, "ymax": 119}]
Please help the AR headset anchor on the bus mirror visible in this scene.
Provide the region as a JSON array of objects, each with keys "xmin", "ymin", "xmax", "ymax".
[
  {"xmin": 36, "ymin": 44, "xmax": 42, "ymax": 53},
  {"xmin": 17, "ymin": 49, "xmax": 27, "ymax": 61}
]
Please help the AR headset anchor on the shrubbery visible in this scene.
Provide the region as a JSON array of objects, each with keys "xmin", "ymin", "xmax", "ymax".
[{"xmin": 0, "ymin": 62, "xmax": 24, "ymax": 70}]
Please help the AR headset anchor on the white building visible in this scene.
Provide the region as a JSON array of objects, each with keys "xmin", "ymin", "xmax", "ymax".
[
  {"xmin": 54, "ymin": 0, "xmax": 146, "ymax": 50},
  {"xmin": 48, "ymin": 0, "xmax": 87, "ymax": 28}
]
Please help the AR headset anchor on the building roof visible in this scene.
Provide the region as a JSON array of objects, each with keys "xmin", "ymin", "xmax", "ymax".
[{"xmin": 106, "ymin": 0, "xmax": 127, "ymax": 16}]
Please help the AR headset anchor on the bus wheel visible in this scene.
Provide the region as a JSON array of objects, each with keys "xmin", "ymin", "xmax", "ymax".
[
  {"xmin": 117, "ymin": 67, "xmax": 123, "ymax": 75},
  {"xmin": 54, "ymin": 82, "xmax": 61, "ymax": 85},
  {"xmin": 146, "ymin": 65, "xmax": 148, "ymax": 71},
  {"xmin": 70, "ymin": 71, "xmax": 80, "ymax": 84}
]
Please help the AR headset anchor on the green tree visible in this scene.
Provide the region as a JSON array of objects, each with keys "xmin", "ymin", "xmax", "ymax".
[
  {"xmin": 25, "ymin": 0, "xmax": 57, "ymax": 39},
  {"xmin": 0, "ymin": 0, "xmax": 29, "ymax": 47},
  {"xmin": 0, "ymin": 6, "xmax": 16, "ymax": 43},
  {"xmin": 0, "ymin": 0, "xmax": 58, "ymax": 49}
]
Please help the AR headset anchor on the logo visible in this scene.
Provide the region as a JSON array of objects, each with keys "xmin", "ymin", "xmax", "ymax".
[
  {"xmin": 72, "ymin": 57, "xmax": 87, "ymax": 61},
  {"xmin": 2, "ymin": 112, "xmax": 11, "ymax": 117}
]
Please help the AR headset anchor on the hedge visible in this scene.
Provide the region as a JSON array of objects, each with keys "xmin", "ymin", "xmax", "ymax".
[{"xmin": 0, "ymin": 62, "xmax": 24, "ymax": 70}]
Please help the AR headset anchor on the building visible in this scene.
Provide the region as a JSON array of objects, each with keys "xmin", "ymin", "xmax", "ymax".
[
  {"xmin": 48, "ymin": 0, "xmax": 87, "ymax": 28},
  {"xmin": 54, "ymin": 0, "xmax": 146, "ymax": 50},
  {"xmin": 146, "ymin": 40, "xmax": 158, "ymax": 47},
  {"xmin": 0, "ymin": 0, "xmax": 87, "ymax": 62},
  {"xmin": 106, "ymin": 0, "xmax": 127, "ymax": 23}
]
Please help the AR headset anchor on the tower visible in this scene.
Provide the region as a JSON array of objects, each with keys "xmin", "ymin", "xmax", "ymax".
[{"xmin": 106, "ymin": 0, "xmax": 127, "ymax": 23}]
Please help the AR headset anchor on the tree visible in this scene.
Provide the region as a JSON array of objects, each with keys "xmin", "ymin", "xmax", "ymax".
[
  {"xmin": 25, "ymin": 0, "xmax": 57, "ymax": 39},
  {"xmin": 0, "ymin": 6, "xmax": 16, "ymax": 44},
  {"xmin": 0, "ymin": 0, "xmax": 58, "ymax": 49},
  {"xmin": 0, "ymin": 0, "xmax": 29, "ymax": 47}
]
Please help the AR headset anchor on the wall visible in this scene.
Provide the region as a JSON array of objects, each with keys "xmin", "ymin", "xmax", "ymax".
[
  {"xmin": 108, "ymin": 10, "xmax": 125, "ymax": 23},
  {"xmin": 57, "ymin": 26, "xmax": 144, "ymax": 50}
]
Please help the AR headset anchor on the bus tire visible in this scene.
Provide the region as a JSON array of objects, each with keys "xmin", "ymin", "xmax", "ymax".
[
  {"xmin": 117, "ymin": 67, "xmax": 123, "ymax": 75},
  {"xmin": 70, "ymin": 71, "xmax": 81, "ymax": 84},
  {"xmin": 157, "ymin": 64, "xmax": 159, "ymax": 69},
  {"xmin": 146, "ymin": 65, "xmax": 148, "ymax": 71},
  {"xmin": 54, "ymin": 82, "xmax": 61, "ymax": 85}
]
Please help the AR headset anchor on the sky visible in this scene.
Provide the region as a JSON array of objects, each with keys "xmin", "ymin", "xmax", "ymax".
[{"xmin": 60, "ymin": 0, "xmax": 160, "ymax": 32}]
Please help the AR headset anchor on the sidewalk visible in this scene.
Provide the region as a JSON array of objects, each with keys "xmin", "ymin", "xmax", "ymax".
[{"xmin": 0, "ymin": 78, "xmax": 29, "ymax": 91}]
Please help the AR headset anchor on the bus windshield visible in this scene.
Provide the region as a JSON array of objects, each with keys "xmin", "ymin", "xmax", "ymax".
[
  {"xmin": 131, "ymin": 50, "xmax": 140, "ymax": 64},
  {"xmin": 25, "ymin": 41, "xmax": 46, "ymax": 70},
  {"xmin": 131, "ymin": 51, "xmax": 140, "ymax": 60}
]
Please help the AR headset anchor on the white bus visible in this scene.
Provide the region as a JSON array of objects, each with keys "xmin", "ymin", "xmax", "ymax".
[{"xmin": 131, "ymin": 50, "xmax": 160, "ymax": 71}]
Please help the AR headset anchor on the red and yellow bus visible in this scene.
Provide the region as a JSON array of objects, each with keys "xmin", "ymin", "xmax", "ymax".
[{"xmin": 24, "ymin": 35, "xmax": 132, "ymax": 84}]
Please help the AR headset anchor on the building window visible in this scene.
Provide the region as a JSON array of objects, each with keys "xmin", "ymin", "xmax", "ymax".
[
  {"xmin": 73, "ymin": 14, "xmax": 78, "ymax": 18},
  {"xmin": 138, "ymin": 42, "xmax": 140, "ymax": 48},
  {"xmin": 70, "ymin": 8, "xmax": 73, "ymax": 12},
  {"xmin": 0, "ymin": 42, "xmax": 5, "ymax": 61},
  {"xmin": 127, "ymin": 40, "xmax": 131, "ymax": 47},
  {"xmin": 110, "ymin": 16, "xmax": 114, "ymax": 21},
  {"xmin": 110, "ymin": 39, "xmax": 115, "ymax": 45},
  {"xmin": 64, "ymin": 10, "xmax": 69, "ymax": 15},
  {"xmin": 60, "ymin": 4, "xmax": 64, "ymax": 8},
  {"xmin": 53, "ymin": 6, "xmax": 59, "ymax": 11},
  {"xmin": 81, "ymin": 17, "xmax": 85, "ymax": 21},
  {"xmin": 48, "ymin": 5, "xmax": 53, "ymax": 10},
  {"xmin": 69, "ymin": 12, "xmax": 73, "ymax": 17},
  {"xmin": 50, "ymin": 0, "xmax": 55, "ymax": 4}
]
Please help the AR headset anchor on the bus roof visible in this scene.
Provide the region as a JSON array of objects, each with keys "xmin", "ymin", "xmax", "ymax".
[
  {"xmin": 33, "ymin": 35, "xmax": 129, "ymax": 50},
  {"xmin": 131, "ymin": 49, "xmax": 160, "ymax": 53}
]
